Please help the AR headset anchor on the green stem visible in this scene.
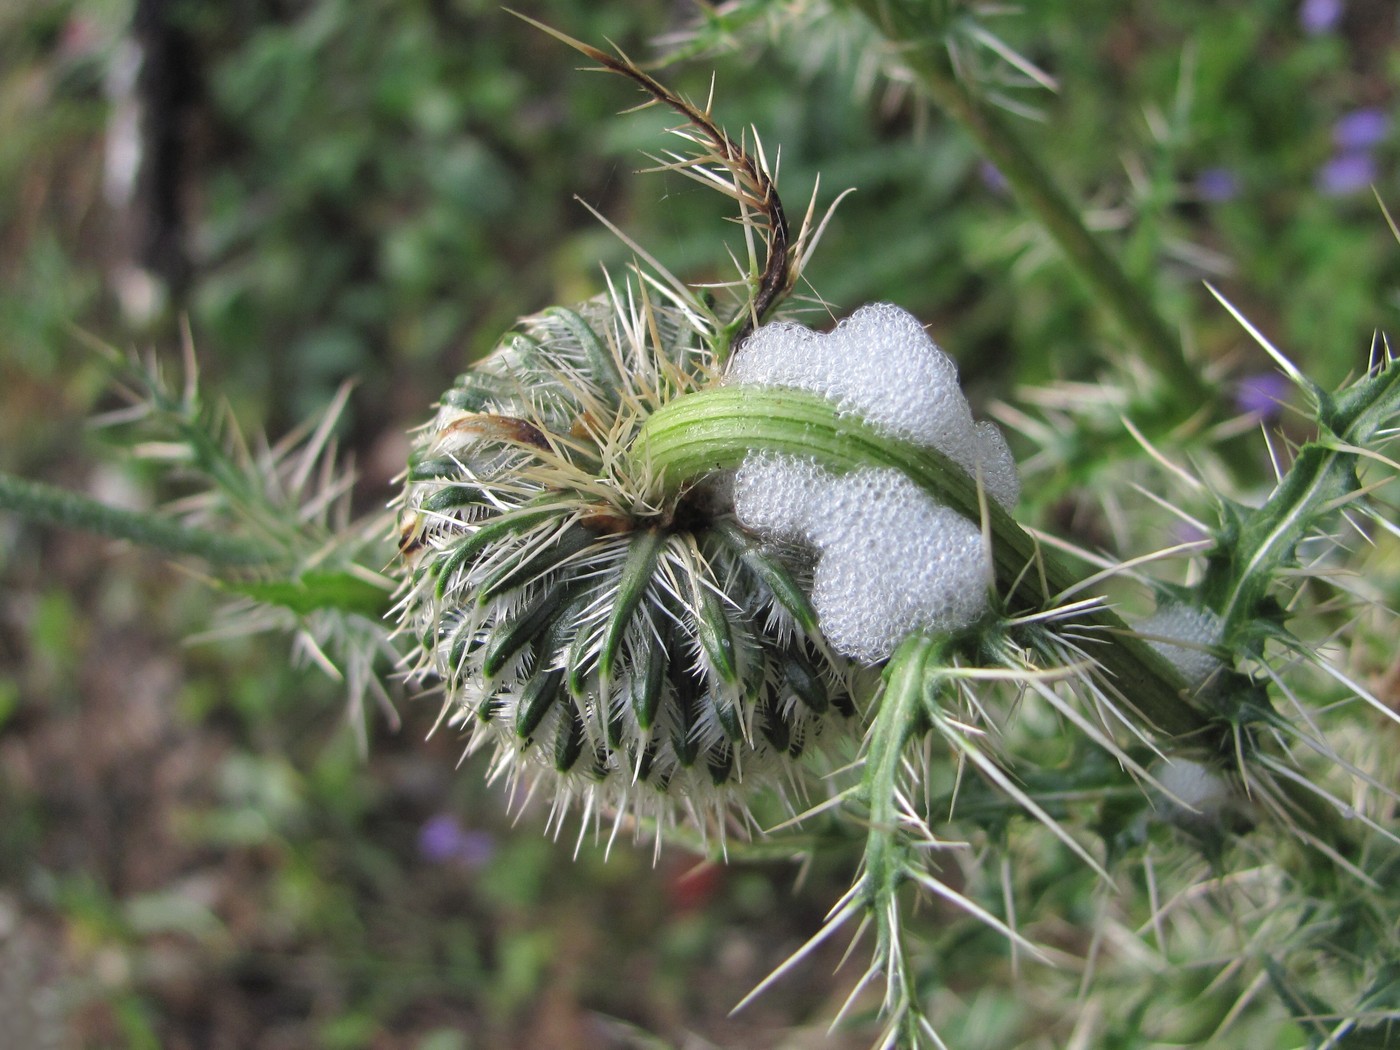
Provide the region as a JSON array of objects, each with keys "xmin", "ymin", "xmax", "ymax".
[
  {"xmin": 639, "ymin": 387, "xmax": 1209, "ymax": 738},
  {"xmin": 0, "ymin": 470, "xmax": 282, "ymax": 568},
  {"xmin": 861, "ymin": 634, "xmax": 940, "ymax": 1043},
  {"xmin": 840, "ymin": 0, "xmax": 1209, "ymax": 402},
  {"xmin": 1206, "ymin": 360, "xmax": 1400, "ymax": 642}
]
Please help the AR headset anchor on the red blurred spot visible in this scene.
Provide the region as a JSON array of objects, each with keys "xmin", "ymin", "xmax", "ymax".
[{"xmin": 666, "ymin": 859, "xmax": 723, "ymax": 912}]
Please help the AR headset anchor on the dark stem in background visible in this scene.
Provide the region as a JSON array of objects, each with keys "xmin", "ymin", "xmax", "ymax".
[
  {"xmin": 0, "ymin": 471, "xmax": 279, "ymax": 568},
  {"xmin": 842, "ymin": 0, "xmax": 1212, "ymax": 403}
]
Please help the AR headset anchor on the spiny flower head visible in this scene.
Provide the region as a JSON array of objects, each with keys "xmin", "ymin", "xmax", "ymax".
[{"xmin": 396, "ymin": 282, "xmax": 856, "ymax": 839}]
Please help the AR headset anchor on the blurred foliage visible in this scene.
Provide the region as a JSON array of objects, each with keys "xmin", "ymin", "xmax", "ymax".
[{"xmin": 1, "ymin": 0, "xmax": 1397, "ymax": 1047}]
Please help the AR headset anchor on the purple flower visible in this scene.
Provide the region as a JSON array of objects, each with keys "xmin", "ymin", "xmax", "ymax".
[
  {"xmin": 979, "ymin": 161, "xmax": 1009, "ymax": 195},
  {"xmin": 1316, "ymin": 151, "xmax": 1378, "ymax": 196},
  {"xmin": 1333, "ymin": 109, "xmax": 1391, "ymax": 151},
  {"xmin": 418, "ymin": 814, "xmax": 496, "ymax": 868},
  {"xmin": 1233, "ymin": 372, "xmax": 1291, "ymax": 420},
  {"xmin": 1194, "ymin": 167, "xmax": 1239, "ymax": 203},
  {"xmin": 1172, "ymin": 520, "xmax": 1211, "ymax": 547},
  {"xmin": 1299, "ymin": 0, "xmax": 1343, "ymax": 35}
]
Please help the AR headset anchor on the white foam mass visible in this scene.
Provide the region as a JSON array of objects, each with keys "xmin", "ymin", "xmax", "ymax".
[
  {"xmin": 810, "ymin": 469, "xmax": 990, "ymax": 662},
  {"xmin": 726, "ymin": 305, "xmax": 1014, "ymax": 661},
  {"xmin": 733, "ymin": 458, "xmax": 991, "ymax": 662},
  {"xmin": 1155, "ymin": 758, "xmax": 1232, "ymax": 820},
  {"xmin": 727, "ymin": 302, "xmax": 1019, "ymax": 510},
  {"xmin": 731, "ymin": 452, "xmax": 832, "ymax": 539},
  {"xmin": 1138, "ymin": 603, "xmax": 1223, "ymax": 689}
]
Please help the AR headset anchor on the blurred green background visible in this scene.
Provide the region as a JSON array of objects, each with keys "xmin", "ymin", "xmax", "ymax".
[{"xmin": 1, "ymin": 1, "xmax": 1396, "ymax": 1046}]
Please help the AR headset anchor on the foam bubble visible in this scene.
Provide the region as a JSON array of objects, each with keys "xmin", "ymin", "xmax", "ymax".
[
  {"xmin": 733, "ymin": 458, "xmax": 992, "ymax": 662},
  {"xmin": 726, "ymin": 305, "xmax": 1017, "ymax": 661},
  {"xmin": 1138, "ymin": 603, "xmax": 1223, "ymax": 689},
  {"xmin": 811, "ymin": 471, "xmax": 990, "ymax": 662},
  {"xmin": 727, "ymin": 303, "xmax": 1017, "ymax": 511},
  {"xmin": 732, "ymin": 453, "xmax": 832, "ymax": 538},
  {"xmin": 969, "ymin": 421, "xmax": 1021, "ymax": 510},
  {"xmin": 1155, "ymin": 757, "xmax": 1232, "ymax": 820}
]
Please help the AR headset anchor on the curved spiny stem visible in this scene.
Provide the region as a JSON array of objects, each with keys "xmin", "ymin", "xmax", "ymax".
[{"xmin": 511, "ymin": 11, "xmax": 792, "ymax": 354}]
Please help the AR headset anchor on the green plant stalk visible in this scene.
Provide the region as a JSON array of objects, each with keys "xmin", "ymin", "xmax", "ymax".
[
  {"xmin": 639, "ymin": 386, "xmax": 1209, "ymax": 738},
  {"xmin": 859, "ymin": 633, "xmax": 943, "ymax": 1044},
  {"xmin": 0, "ymin": 470, "xmax": 280, "ymax": 568},
  {"xmin": 839, "ymin": 0, "xmax": 1209, "ymax": 402},
  {"xmin": 1206, "ymin": 360, "xmax": 1400, "ymax": 641}
]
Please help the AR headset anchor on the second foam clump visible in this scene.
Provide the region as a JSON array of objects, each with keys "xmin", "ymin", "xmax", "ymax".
[{"xmin": 727, "ymin": 303, "xmax": 1017, "ymax": 662}]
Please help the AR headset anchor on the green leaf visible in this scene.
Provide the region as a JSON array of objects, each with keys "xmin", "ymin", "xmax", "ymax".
[
  {"xmin": 629, "ymin": 628, "xmax": 667, "ymax": 731},
  {"xmin": 553, "ymin": 705, "xmax": 586, "ymax": 771},
  {"xmin": 547, "ymin": 306, "xmax": 624, "ymax": 404},
  {"xmin": 782, "ymin": 652, "xmax": 829, "ymax": 714},
  {"xmin": 433, "ymin": 505, "xmax": 558, "ymax": 598},
  {"xmin": 692, "ymin": 577, "xmax": 739, "ymax": 690},
  {"xmin": 421, "ymin": 482, "xmax": 488, "ymax": 513},
  {"xmin": 711, "ymin": 518, "xmax": 822, "ymax": 637},
  {"xmin": 477, "ymin": 522, "xmax": 594, "ymax": 603},
  {"xmin": 225, "ymin": 570, "xmax": 390, "ymax": 619},
  {"xmin": 482, "ymin": 582, "xmax": 573, "ymax": 678}
]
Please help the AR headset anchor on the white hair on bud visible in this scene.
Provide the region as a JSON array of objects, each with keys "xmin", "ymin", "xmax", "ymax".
[{"xmin": 1138, "ymin": 603, "xmax": 1223, "ymax": 689}]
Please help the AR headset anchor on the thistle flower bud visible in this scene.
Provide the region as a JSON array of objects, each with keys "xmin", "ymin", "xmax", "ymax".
[{"xmin": 396, "ymin": 288, "xmax": 855, "ymax": 836}]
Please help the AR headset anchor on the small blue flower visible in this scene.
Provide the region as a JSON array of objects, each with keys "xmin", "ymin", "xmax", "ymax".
[
  {"xmin": 1316, "ymin": 151, "xmax": 1377, "ymax": 196},
  {"xmin": 979, "ymin": 161, "xmax": 1009, "ymax": 195},
  {"xmin": 1299, "ymin": 0, "xmax": 1343, "ymax": 35},
  {"xmin": 1233, "ymin": 372, "xmax": 1291, "ymax": 421},
  {"xmin": 1194, "ymin": 167, "xmax": 1240, "ymax": 203},
  {"xmin": 1333, "ymin": 109, "xmax": 1391, "ymax": 151},
  {"xmin": 418, "ymin": 814, "xmax": 496, "ymax": 868}
]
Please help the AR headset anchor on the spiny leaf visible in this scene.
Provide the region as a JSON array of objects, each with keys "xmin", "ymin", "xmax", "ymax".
[
  {"xmin": 432, "ymin": 506, "xmax": 559, "ymax": 598},
  {"xmin": 482, "ymin": 581, "xmax": 575, "ymax": 679},
  {"xmin": 225, "ymin": 571, "xmax": 390, "ymax": 619},
  {"xmin": 546, "ymin": 306, "xmax": 625, "ymax": 405},
  {"xmin": 711, "ymin": 517, "xmax": 822, "ymax": 636}
]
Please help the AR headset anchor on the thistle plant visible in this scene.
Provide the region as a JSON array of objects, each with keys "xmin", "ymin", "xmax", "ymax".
[
  {"xmin": 0, "ymin": 336, "xmax": 401, "ymax": 749},
  {"xmin": 388, "ymin": 19, "xmax": 1398, "ymax": 1043},
  {"xmin": 3, "ymin": 5, "xmax": 1398, "ymax": 1047}
]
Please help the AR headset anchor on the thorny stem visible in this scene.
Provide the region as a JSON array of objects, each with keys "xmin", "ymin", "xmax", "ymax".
[
  {"xmin": 639, "ymin": 378, "xmax": 1393, "ymax": 874},
  {"xmin": 0, "ymin": 469, "xmax": 281, "ymax": 568},
  {"xmin": 860, "ymin": 634, "xmax": 940, "ymax": 1041},
  {"xmin": 513, "ymin": 12, "xmax": 791, "ymax": 356},
  {"xmin": 1205, "ymin": 358, "xmax": 1400, "ymax": 641},
  {"xmin": 841, "ymin": 0, "xmax": 1211, "ymax": 403},
  {"xmin": 638, "ymin": 387, "xmax": 1209, "ymax": 738}
]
